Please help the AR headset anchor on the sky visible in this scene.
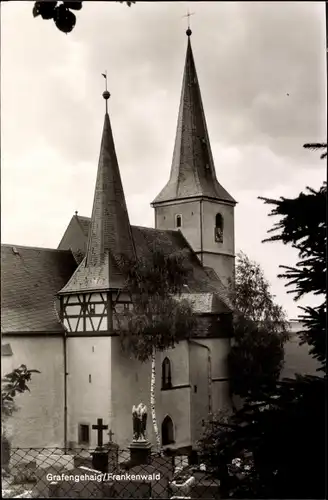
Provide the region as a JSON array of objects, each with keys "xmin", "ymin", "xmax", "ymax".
[{"xmin": 1, "ymin": 1, "xmax": 326, "ymax": 319}]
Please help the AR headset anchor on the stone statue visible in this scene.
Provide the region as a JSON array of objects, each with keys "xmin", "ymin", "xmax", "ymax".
[
  {"xmin": 132, "ymin": 405, "xmax": 140, "ymax": 441},
  {"xmin": 132, "ymin": 403, "xmax": 148, "ymax": 442}
]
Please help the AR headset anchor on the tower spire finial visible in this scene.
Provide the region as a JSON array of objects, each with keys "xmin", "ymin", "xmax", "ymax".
[
  {"xmin": 182, "ymin": 9, "xmax": 195, "ymax": 36},
  {"xmin": 102, "ymin": 71, "xmax": 110, "ymax": 114}
]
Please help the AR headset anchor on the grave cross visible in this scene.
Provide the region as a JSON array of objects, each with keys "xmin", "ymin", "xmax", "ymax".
[
  {"xmin": 108, "ymin": 429, "xmax": 115, "ymax": 443},
  {"xmin": 92, "ymin": 418, "xmax": 108, "ymax": 448}
]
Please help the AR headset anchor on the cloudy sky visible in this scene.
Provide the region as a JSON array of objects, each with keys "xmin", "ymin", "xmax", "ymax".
[{"xmin": 1, "ymin": 1, "xmax": 326, "ymax": 318}]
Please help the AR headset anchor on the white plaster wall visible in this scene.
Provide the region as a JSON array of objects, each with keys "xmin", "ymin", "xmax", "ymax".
[
  {"xmin": 1, "ymin": 336, "xmax": 64, "ymax": 448},
  {"xmin": 110, "ymin": 336, "xmax": 152, "ymax": 450},
  {"xmin": 196, "ymin": 338, "xmax": 231, "ymax": 414},
  {"xmin": 66, "ymin": 337, "xmax": 111, "ymax": 448},
  {"xmin": 202, "ymin": 201, "xmax": 235, "ymax": 256},
  {"xmin": 189, "ymin": 343, "xmax": 209, "ymax": 444},
  {"xmin": 157, "ymin": 342, "xmax": 191, "ymax": 448},
  {"xmin": 202, "ymin": 253, "xmax": 235, "ymax": 289},
  {"xmin": 155, "ymin": 201, "xmax": 201, "ymax": 253},
  {"xmin": 110, "ymin": 340, "xmax": 192, "ymax": 450}
]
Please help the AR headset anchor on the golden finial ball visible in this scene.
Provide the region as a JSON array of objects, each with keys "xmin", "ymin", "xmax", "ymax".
[
  {"xmin": 186, "ymin": 28, "xmax": 192, "ymax": 37},
  {"xmin": 102, "ymin": 90, "xmax": 110, "ymax": 100}
]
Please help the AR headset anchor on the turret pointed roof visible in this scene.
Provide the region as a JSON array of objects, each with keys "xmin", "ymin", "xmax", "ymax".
[
  {"xmin": 152, "ymin": 31, "xmax": 235, "ymax": 205},
  {"xmin": 59, "ymin": 95, "xmax": 136, "ymax": 294}
]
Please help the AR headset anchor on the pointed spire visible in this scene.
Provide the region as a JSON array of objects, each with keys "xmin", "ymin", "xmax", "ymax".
[
  {"xmin": 85, "ymin": 105, "xmax": 136, "ymax": 268},
  {"xmin": 152, "ymin": 32, "xmax": 235, "ymax": 205},
  {"xmin": 59, "ymin": 89, "xmax": 136, "ymax": 293}
]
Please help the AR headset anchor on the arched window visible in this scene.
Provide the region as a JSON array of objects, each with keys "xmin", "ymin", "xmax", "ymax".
[
  {"xmin": 215, "ymin": 213, "xmax": 224, "ymax": 243},
  {"xmin": 175, "ymin": 214, "xmax": 182, "ymax": 228},
  {"xmin": 161, "ymin": 357, "xmax": 172, "ymax": 389},
  {"xmin": 161, "ymin": 415, "xmax": 175, "ymax": 445}
]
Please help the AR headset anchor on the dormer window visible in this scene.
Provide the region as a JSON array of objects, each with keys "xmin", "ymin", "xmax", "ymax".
[
  {"xmin": 215, "ymin": 213, "xmax": 224, "ymax": 243},
  {"xmin": 176, "ymin": 215, "xmax": 182, "ymax": 228}
]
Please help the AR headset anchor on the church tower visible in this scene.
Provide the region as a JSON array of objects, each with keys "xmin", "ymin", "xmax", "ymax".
[
  {"xmin": 152, "ymin": 29, "xmax": 236, "ymax": 288},
  {"xmin": 58, "ymin": 86, "xmax": 138, "ymax": 448}
]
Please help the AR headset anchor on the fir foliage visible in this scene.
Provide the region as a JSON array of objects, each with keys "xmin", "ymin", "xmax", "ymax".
[
  {"xmin": 259, "ymin": 182, "xmax": 327, "ymax": 371},
  {"xmin": 199, "ymin": 145, "xmax": 326, "ymax": 498}
]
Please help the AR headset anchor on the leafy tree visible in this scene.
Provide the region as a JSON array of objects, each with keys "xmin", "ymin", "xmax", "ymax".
[
  {"xmin": 32, "ymin": 1, "xmax": 135, "ymax": 34},
  {"xmin": 198, "ymin": 145, "xmax": 326, "ymax": 498},
  {"xmin": 229, "ymin": 252, "xmax": 289, "ymax": 401},
  {"xmin": 1, "ymin": 365, "xmax": 40, "ymax": 471},
  {"xmin": 2, "ymin": 364, "xmax": 41, "ymax": 422},
  {"xmin": 116, "ymin": 249, "xmax": 195, "ymax": 451}
]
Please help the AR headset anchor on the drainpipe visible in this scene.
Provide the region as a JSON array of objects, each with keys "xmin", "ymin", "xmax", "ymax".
[
  {"xmin": 199, "ymin": 200, "xmax": 204, "ymax": 264},
  {"xmin": 55, "ymin": 296, "xmax": 68, "ymax": 452},
  {"xmin": 63, "ymin": 331, "xmax": 68, "ymax": 453},
  {"xmin": 189, "ymin": 340, "xmax": 212, "ymax": 414}
]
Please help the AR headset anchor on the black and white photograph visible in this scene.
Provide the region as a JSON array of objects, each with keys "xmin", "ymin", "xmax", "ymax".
[{"xmin": 1, "ymin": 1, "xmax": 326, "ymax": 498}]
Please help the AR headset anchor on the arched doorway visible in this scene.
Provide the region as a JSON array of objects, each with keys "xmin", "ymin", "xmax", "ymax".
[{"xmin": 161, "ymin": 415, "xmax": 175, "ymax": 445}]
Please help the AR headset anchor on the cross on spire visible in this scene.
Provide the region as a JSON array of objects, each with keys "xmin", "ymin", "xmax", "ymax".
[
  {"xmin": 92, "ymin": 418, "xmax": 108, "ymax": 448},
  {"xmin": 102, "ymin": 71, "xmax": 110, "ymax": 113},
  {"xmin": 182, "ymin": 10, "xmax": 195, "ymax": 35}
]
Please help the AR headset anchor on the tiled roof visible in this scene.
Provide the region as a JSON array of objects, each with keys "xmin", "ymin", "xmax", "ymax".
[
  {"xmin": 62, "ymin": 112, "xmax": 136, "ymax": 294},
  {"xmin": 75, "ymin": 216, "xmax": 90, "ymax": 238},
  {"xmin": 1, "ymin": 245, "xmax": 77, "ymax": 333},
  {"xmin": 58, "ymin": 216, "xmax": 232, "ymax": 312},
  {"xmin": 152, "ymin": 35, "xmax": 235, "ymax": 206},
  {"xmin": 85, "ymin": 113, "xmax": 135, "ymax": 266}
]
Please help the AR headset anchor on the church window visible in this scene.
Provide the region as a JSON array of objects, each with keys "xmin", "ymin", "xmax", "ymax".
[
  {"xmin": 89, "ymin": 374, "xmax": 92, "ymax": 383},
  {"xmin": 78, "ymin": 424, "xmax": 90, "ymax": 445},
  {"xmin": 161, "ymin": 357, "xmax": 172, "ymax": 390},
  {"xmin": 215, "ymin": 213, "xmax": 224, "ymax": 243},
  {"xmin": 175, "ymin": 214, "xmax": 182, "ymax": 228},
  {"xmin": 194, "ymin": 385, "xmax": 198, "ymax": 393},
  {"xmin": 162, "ymin": 416, "xmax": 175, "ymax": 445}
]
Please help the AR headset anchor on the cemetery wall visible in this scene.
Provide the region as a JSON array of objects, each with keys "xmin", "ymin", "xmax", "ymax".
[{"xmin": 1, "ymin": 335, "xmax": 65, "ymax": 448}]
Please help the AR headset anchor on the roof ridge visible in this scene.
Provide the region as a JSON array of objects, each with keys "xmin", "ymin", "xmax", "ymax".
[{"xmin": 1, "ymin": 244, "xmax": 72, "ymax": 253}]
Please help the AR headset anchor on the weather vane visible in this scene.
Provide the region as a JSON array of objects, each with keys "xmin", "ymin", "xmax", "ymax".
[
  {"xmin": 182, "ymin": 9, "xmax": 195, "ymax": 35},
  {"xmin": 101, "ymin": 71, "xmax": 110, "ymax": 113}
]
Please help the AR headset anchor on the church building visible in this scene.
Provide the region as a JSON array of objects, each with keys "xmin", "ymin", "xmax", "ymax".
[{"xmin": 1, "ymin": 29, "xmax": 236, "ymax": 453}]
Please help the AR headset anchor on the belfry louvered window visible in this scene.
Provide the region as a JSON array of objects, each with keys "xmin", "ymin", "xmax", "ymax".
[
  {"xmin": 176, "ymin": 215, "xmax": 182, "ymax": 228},
  {"xmin": 215, "ymin": 213, "xmax": 224, "ymax": 243}
]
